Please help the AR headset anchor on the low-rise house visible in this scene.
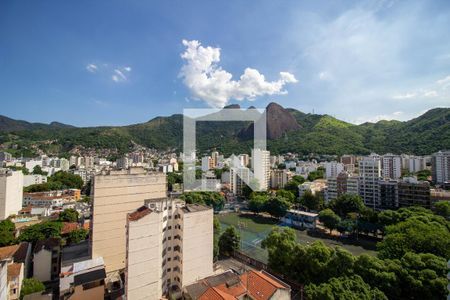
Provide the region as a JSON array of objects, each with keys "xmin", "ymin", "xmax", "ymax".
[
  {"xmin": 60, "ymin": 257, "xmax": 106, "ymax": 300},
  {"xmin": 33, "ymin": 238, "xmax": 61, "ymax": 283},
  {"xmin": 184, "ymin": 269, "xmax": 291, "ymax": 300},
  {"xmin": 0, "ymin": 244, "xmax": 28, "ymax": 300},
  {"xmin": 23, "ymin": 193, "xmax": 64, "ymax": 207}
]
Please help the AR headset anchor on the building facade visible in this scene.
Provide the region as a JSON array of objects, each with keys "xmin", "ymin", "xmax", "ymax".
[
  {"xmin": 90, "ymin": 168, "xmax": 166, "ymax": 275},
  {"xmin": 126, "ymin": 201, "xmax": 213, "ymax": 299},
  {"xmin": 382, "ymin": 154, "xmax": 402, "ymax": 179},
  {"xmin": 358, "ymin": 157, "xmax": 382, "ymax": 209},
  {"xmin": 251, "ymin": 149, "xmax": 270, "ymax": 191},
  {"xmin": 0, "ymin": 169, "xmax": 24, "ymax": 220},
  {"xmin": 432, "ymin": 150, "xmax": 450, "ymax": 185}
]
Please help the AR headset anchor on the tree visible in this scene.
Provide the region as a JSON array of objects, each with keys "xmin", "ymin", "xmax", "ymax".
[
  {"xmin": 284, "ymin": 176, "xmax": 305, "ymax": 198},
  {"xmin": 319, "ymin": 209, "xmax": 341, "ymax": 234},
  {"xmin": 300, "ymin": 190, "xmax": 322, "ymax": 211},
  {"xmin": 20, "ymin": 278, "xmax": 45, "ymax": 300},
  {"xmin": 66, "ymin": 229, "xmax": 88, "ymax": 245},
  {"xmin": 0, "ymin": 229, "xmax": 15, "ymax": 247},
  {"xmin": 307, "ymin": 169, "xmax": 324, "ymax": 181},
  {"xmin": 32, "ymin": 165, "xmax": 47, "ymax": 175},
  {"xmin": 336, "ymin": 219, "xmax": 356, "ymax": 236},
  {"xmin": 180, "ymin": 192, "xmax": 225, "ymax": 212},
  {"xmin": 305, "ymin": 275, "xmax": 388, "ymax": 300},
  {"xmin": 18, "ymin": 222, "xmax": 62, "ymax": 243},
  {"xmin": 262, "ymin": 227, "xmax": 297, "ymax": 276},
  {"xmin": 248, "ymin": 195, "xmax": 267, "ymax": 214},
  {"xmin": 275, "ymin": 189, "xmax": 295, "ymax": 203},
  {"xmin": 264, "ymin": 196, "xmax": 290, "ymax": 219},
  {"xmin": 329, "ymin": 194, "xmax": 365, "ymax": 217},
  {"xmin": 58, "ymin": 208, "xmax": 79, "ymax": 222},
  {"xmin": 48, "ymin": 171, "xmax": 83, "ymax": 189},
  {"xmin": 434, "ymin": 201, "xmax": 450, "ymax": 218},
  {"xmin": 377, "ymin": 216, "xmax": 450, "ymax": 260},
  {"xmin": 167, "ymin": 172, "xmax": 182, "ymax": 191},
  {"xmin": 218, "ymin": 226, "xmax": 240, "ymax": 256}
]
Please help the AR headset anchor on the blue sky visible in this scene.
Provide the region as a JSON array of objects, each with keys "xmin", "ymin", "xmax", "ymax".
[{"xmin": 1, "ymin": 0, "xmax": 449, "ymax": 126}]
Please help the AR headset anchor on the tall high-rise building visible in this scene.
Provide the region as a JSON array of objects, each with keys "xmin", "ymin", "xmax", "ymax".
[
  {"xmin": 358, "ymin": 157, "xmax": 381, "ymax": 209},
  {"xmin": 270, "ymin": 169, "xmax": 293, "ymax": 189},
  {"xmin": 90, "ymin": 168, "xmax": 166, "ymax": 275},
  {"xmin": 407, "ymin": 155, "xmax": 426, "ymax": 173},
  {"xmin": 230, "ymin": 167, "xmax": 251, "ymax": 195},
  {"xmin": 382, "ymin": 154, "xmax": 402, "ymax": 179},
  {"xmin": 379, "ymin": 180, "xmax": 398, "ymax": 209},
  {"xmin": 251, "ymin": 149, "xmax": 270, "ymax": 191},
  {"xmin": 201, "ymin": 156, "xmax": 214, "ymax": 172},
  {"xmin": 431, "ymin": 150, "xmax": 450, "ymax": 185},
  {"xmin": 323, "ymin": 161, "xmax": 344, "ymax": 179},
  {"xmin": 340, "ymin": 155, "xmax": 355, "ymax": 165},
  {"xmin": 126, "ymin": 201, "xmax": 213, "ymax": 299},
  {"xmin": 0, "ymin": 169, "xmax": 23, "ymax": 220},
  {"xmin": 211, "ymin": 151, "xmax": 219, "ymax": 167}
]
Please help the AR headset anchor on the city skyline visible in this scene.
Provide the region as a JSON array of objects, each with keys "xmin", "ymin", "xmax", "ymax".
[{"xmin": 1, "ymin": 0, "xmax": 450, "ymax": 126}]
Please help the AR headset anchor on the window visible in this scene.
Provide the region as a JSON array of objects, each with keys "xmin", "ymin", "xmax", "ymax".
[
  {"xmin": 168, "ymin": 226, "xmax": 172, "ymax": 230},
  {"xmin": 168, "ymin": 237, "xmax": 172, "ymax": 240}
]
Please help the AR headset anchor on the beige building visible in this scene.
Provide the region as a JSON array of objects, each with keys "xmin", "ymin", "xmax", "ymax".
[
  {"xmin": 126, "ymin": 200, "xmax": 213, "ymax": 299},
  {"xmin": 270, "ymin": 169, "xmax": 293, "ymax": 189},
  {"xmin": 90, "ymin": 168, "xmax": 166, "ymax": 274},
  {"xmin": 0, "ymin": 169, "xmax": 24, "ymax": 220},
  {"xmin": 33, "ymin": 238, "xmax": 61, "ymax": 283},
  {"xmin": 251, "ymin": 149, "xmax": 270, "ymax": 191}
]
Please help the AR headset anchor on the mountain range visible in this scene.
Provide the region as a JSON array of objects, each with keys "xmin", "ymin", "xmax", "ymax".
[{"xmin": 0, "ymin": 102, "xmax": 449, "ymax": 157}]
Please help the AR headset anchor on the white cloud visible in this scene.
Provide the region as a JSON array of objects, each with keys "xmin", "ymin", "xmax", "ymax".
[
  {"xmin": 391, "ymin": 74, "xmax": 450, "ymax": 100},
  {"xmin": 179, "ymin": 39, "xmax": 297, "ymax": 108},
  {"xmin": 86, "ymin": 64, "xmax": 98, "ymax": 73},
  {"xmin": 112, "ymin": 68, "xmax": 130, "ymax": 82},
  {"xmin": 353, "ymin": 111, "xmax": 405, "ymax": 124}
]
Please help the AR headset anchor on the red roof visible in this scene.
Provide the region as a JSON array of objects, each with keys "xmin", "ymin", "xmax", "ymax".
[
  {"xmin": 241, "ymin": 270, "xmax": 287, "ymax": 300},
  {"xmin": 199, "ymin": 287, "xmax": 236, "ymax": 300},
  {"xmin": 61, "ymin": 222, "xmax": 79, "ymax": 234}
]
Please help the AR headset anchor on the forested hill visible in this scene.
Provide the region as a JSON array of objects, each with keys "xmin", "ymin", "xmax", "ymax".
[{"xmin": 0, "ymin": 103, "xmax": 449, "ymax": 157}]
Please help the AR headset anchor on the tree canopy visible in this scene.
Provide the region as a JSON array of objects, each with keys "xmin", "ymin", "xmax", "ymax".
[{"xmin": 218, "ymin": 226, "xmax": 240, "ymax": 256}]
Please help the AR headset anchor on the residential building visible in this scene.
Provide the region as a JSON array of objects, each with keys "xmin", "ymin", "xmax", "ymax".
[
  {"xmin": 23, "ymin": 192, "xmax": 64, "ymax": 207},
  {"xmin": 183, "ymin": 269, "xmax": 291, "ymax": 300},
  {"xmin": 0, "ymin": 169, "xmax": 24, "ymax": 220},
  {"xmin": 323, "ymin": 161, "xmax": 344, "ymax": 179},
  {"xmin": 398, "ymin": 177, "xmax": 431, "ymax": 209},
  {"xmin": 407, "ymin": 155, "xmax": 427, "ymax": 173},
  {"xmin": 251, "ymin": 149, "xmax": 270, "ymax": 191},
  {"xmin": 8, "ymin": 262, "xmax": 23, "ymax": 300},
  {"xmin": 230, "ymin": 167, "xmax": 250, "ymax": 195},
  {"xmin": 33, "ymin": 238, "xmax": 61, "ymax": 283},
  {"xmin": 379, "ymin": 180, "xmax": 398, "ymax": 209},
  {"xmin": 116, "ymin": 156, "xmax": 130, "ymax": 170},
  {"xmin": 238, "ymin": 154, "xmax": 249, "ymax": 168},
  {"xmin": 60, "ymin": 257, "xmax": 106, "ymax": 300},
  {"xmin": 432, "ymin": 150, "xmax": 450, "ymax": 184},
  {"xmin": 327, "ymin": 172, "xmax": 359, "ymax": 200},
  {"xmin": 84, "ymin": 156, "xmax": 95, "ymax": 169},
  {"xmin": 0, "ymin": 246, "xmax": 15, "ymax": 300},
  {"xmin": 126, "ymin": 201, "xmax": 213, "ymax": 299},
  {"xmin": 359, "ymin": 157, "xmax": 382, "ymax": 209},
  {"xmin": 23, "ymin": 174, "xmax": 47, "ymax": 187},
  {"xmin": 430, "ymin": 189, "xmax": 450, "ymax": 202},
  {"xmin": 270, "ymin": 169, "xmax": 293, "ymax": 189},
  {"xmin": 211, "ymin": 151, "xmax": 219, "ymax": 167},
  {"xmin": 24, "ymin": 159, "xmax": 43, "ymax": 173},
  {"xmin": 340, "ymin": 155, "xmax": 355, "ymax": 165},
  {"xmin": 382, "ymin": 154, "xmax": 402, "ymax": 179},
  {"xmin": 0, "ymin": 152, "xmax": 13, "ymax": 162},
  {"xmin": 201, "ymin": 156, "xmax": 214, "ymax": 172},
  {"xmin": 90, "ymin": 168, "xmax": 166, "ymax": 274},
  {"xmin": 0, "ymin": 244, "xmax": 29, "ymax": 300},
  {"xmin": 298, "ymin": 180, "xmax": 328, "ymax": 201}
]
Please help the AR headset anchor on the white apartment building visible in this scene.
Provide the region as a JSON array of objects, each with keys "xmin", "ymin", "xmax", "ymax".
[
  {"xmin": 382, "ymin": 154, "xmax": 402, "ymax": 179},
  {"xmin": 91, "ymin": 168, "xmax": 166, "ymax": 275},
  {"xmin": 251, "ymin": 149, "xmax": 270, "ymax": 191},
  {"xmin": 238, "ymin": 154, "xmax": 249, "ymax": 167},
  {"xmin": 298, "ymin": 180, "xmax": 328, "ymax": 201},
  {"xmin": 359, "ymin": 157, "xmax": 382, "ymax": 209},
  {"xmin": 432, "ymin": 150, "xmax": 450, "ymax": 184},
  {"xmin": 230, "ymin": 167, "xmax": 251, "ymax": 195},
  {"xmin": 126, "ymin": 201, "xmax": 213, "ymax": 299},
  {"xmin": 0, "ymin": 152, "xmax": 13, "ymax": 162},
  {"xmin": 0, "ymin": 169, "xmax": 23, "ymax": 220},
  {"xmin": 24, "ymin": 159, "xmax": 43, "ymax": 173},
  {"xmin": 407, "ymin": 155, "xmax": 426, "ymax": 173},
  {"xmin": 23, "ymin": 174, "xmax": 47, "ymax": 187},
  {"xmin": 323, "ymin": 161, "xmax": 344, "ymax": 179}
]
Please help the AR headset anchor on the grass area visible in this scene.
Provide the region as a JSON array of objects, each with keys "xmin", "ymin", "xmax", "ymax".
[{"xmin": 217, "ymin": 212, "xmax": 377, "ymax": 263}]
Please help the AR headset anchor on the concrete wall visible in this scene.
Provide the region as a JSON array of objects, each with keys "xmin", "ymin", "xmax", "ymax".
[
  {"xmin": 70, "ymin": 283, "xmax": 104, "ymax": 300},
  {"xmin": 91, "ymin": 169, "xmax": 166, "ymax": 273},
  {"xmin": 0, "ymin": 261, "xmax": 8, "ymax": 300},
  {"xmin": 33, "ymin": 250, "xmax": 51, "ymax": 282},
  {"xmin": 126, "ymin": 210, "xmax": 163, "ymax": 300},
  {"xmin": 181, "ymin": 208, "xmax": 213, "ymax": 286}
]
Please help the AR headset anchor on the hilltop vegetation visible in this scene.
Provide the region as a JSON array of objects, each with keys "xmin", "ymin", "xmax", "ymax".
[{"xmin": 0, "ymin": 104, "xmax": 449, "ymax": 157}]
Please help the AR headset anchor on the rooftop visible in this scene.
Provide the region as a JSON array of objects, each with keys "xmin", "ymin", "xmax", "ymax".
[
  {"xmin": 182, "ymin": 204, "xmax": 211, "ymax": 213},
  {"xmin": 0, "ymin": 244, "xmax": 20, "ymax": 261},
  {"xmin": 7, "ymin": 263, "xmax": 22, "ymax": 279},
  {"xmin": 128, "ymin": 206, "xmax": 152, "ymax": 221},
  {"xmin": 34, "ymin": 238, "xmax": 60, "ymax": 254}
]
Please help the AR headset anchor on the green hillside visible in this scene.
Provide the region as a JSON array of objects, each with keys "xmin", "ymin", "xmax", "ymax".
[{"xmin": 0, "ymin": 106, "xmax": 448, "ymax": 157}]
